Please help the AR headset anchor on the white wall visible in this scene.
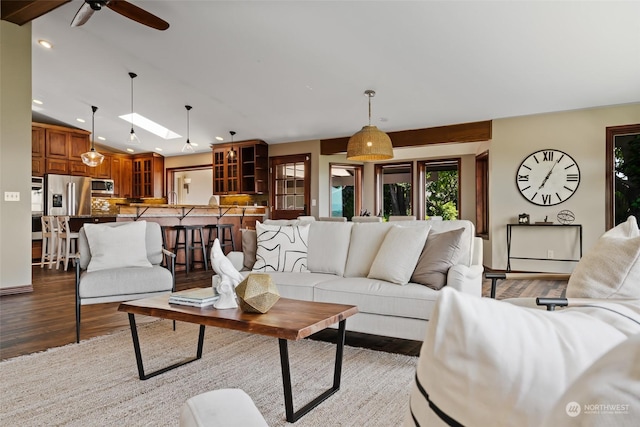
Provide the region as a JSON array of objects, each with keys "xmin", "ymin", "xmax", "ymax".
[
  {"xmin": 1, "ymin": 21, "xmax": 33, "ymax": 291},
  {"xmin": 176, "ymin": 169, "xmax": 213, "ymax": 205},
  {"xmin": 488, "ymin": 103, "xmax": 640, "ymax": 272}
]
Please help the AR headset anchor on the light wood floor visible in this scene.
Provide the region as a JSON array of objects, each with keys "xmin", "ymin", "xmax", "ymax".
[{"xmin": 0, "ymin": 265, "xmax": 566, "ymax": 361}]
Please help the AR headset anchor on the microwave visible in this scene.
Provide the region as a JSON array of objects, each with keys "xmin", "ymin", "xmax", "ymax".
[{"xmin": 91, "ymin": 179, "xmax": 115, "ymax": 195}]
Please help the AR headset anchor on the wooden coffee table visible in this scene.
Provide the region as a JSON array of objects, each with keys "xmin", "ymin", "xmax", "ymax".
[{"xmin": 118, "ymin": 294, "xmax": 358, "ymax": 422}]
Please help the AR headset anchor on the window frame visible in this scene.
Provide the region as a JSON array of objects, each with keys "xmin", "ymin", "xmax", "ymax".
[
  {"xmin": 475, "ymin": 150, "xmax": 489, "ymax": 238},
  {"xmin": 374, "ymin": 161, "xmax": 414, "ymax": 218},
  {"xmin": 329, "ymin": 163, "xmax": 363, "ymax": 219}
]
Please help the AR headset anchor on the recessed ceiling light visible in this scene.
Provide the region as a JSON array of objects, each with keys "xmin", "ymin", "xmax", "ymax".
[
  {"xmin": 38, "ymin": 40, "xmax": 53, "ymax": 49},
  {"xmin": 155, "ymin": 147, "xmax": 163, "ymax": 152},
  {"xmin": 215, "ymin": 136, "xmax": 224, "ymax": 141},
  {"xmin": 118, "ymin": 113, "xmax": 181, "ymax": 139},
  {"xmin": 76, "ymin": 118, "xmax": 85, "ymax": 123},
  {"xmin": 126, "ymin": 148, "xmax": 135, "ymax": 153},
  {"xmin": 97, "ymin": 136, "xmax": 106, "ymax": 141},
  {"xmin": 33, "ymin": 99, "xmax": 43, "ymax": 105}
]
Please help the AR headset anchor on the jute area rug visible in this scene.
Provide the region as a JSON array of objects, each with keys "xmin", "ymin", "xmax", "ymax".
[{"xmin": 1, "ymin": 321, "xmax": 417, "ymax": 426}]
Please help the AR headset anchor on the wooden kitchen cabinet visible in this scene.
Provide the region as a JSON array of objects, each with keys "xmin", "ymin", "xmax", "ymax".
[
  {"xmin": 69, "ymin": 160, "xmax": 90, "ymax": 176},
  {"xmin": 132, "ymin": 153, "xmax": 164, "ymax": 198},
  {"xmin": 45, "ymin": 129, "xmax": 69, "ymax": 159},
  {"xmin": 34, "ymin": 123, "xmax": 92, "ymax": 176},
  {"xmin": 112, "ymin": 155, "xmax": 133, "ymax": 197},
  {"xmin": 45, "ymin": 158, "xmax": 69, "ymax": 175},
  {"xmin": 91, "ymin": 153, "xmax": 112, "ymax": 179},
  {"xmin": 212, "ymin": 140, "xmax": 268, "ymax": 195},
  {"xmin": 69, "ymin": 133, "xmax": 90, "ymax": 160},
  {"xmin": 32, "ymin": 126, "xmax": 46, "ymax": 176}
]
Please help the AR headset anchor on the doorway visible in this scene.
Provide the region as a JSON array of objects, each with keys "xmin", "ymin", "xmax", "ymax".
[{"xmin": 270, "ymin": 154, "xmax": 310, "ymax": 220}]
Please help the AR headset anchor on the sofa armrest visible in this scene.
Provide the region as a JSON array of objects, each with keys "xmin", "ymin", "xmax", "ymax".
[
  {"xmin": 447, "ymin": 264, "xmax": 483, "ymax": 297},
  {"xmin": 226, "ymin": 251, "xmax": 245, "ymax": 272}
]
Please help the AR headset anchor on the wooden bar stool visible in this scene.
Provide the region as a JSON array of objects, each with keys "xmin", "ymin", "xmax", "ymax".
[
  {"xmin": 56, "ymin": 216, "xmax": 79, "ymax": 271},
  {"xmin": 40, "ymin": 216, "xmax": 58, "ymax": 269},
  {"xmin": 215, "ymin": 223, "xmax": 236, "ymax": 254},
  {"xmin": 185, "ymin": 225, "xmax": 208, "ymax": 272}
]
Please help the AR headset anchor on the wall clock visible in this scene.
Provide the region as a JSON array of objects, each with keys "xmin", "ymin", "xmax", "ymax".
[{"xmin": 516, "ymin": 149, "xmax": 580, "ymax": 206}]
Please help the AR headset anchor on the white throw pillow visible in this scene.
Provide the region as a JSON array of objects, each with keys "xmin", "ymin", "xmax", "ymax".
[
  {"xmin": 542, "ymin": 333, "xmax": 640, "ymax": 427},
  {"xmin": 307, "ymin": 221, "xmax": 353, "ymax": 276},
  {"xmin": 343, "ymin": 222, "xmax": 393, "ymax": 277},
  {"xmin": 405, "ymin": 288, "xmax": 640, "ymax": 427},
  {"xmin": 252, "ymin": 221, "xmax": 310, "ymax": 273},
  {"xmin": 567, "ymin": 216, "xmax": 640, "ymax": 299},
  {"xmin": 84, "ymin": 221, "xmax": 152, "ymax": 272},
  {"xmin": 368, "ymin": 224, "xmax": 430, "ymax": 285}
]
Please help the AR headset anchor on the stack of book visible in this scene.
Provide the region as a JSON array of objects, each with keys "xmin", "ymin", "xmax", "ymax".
[{"xmin": 168, "ymin": 287, "xmax": 219, "ymax": 308}]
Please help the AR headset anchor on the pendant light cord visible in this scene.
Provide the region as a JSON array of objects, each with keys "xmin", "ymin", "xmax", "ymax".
[
  {"xmin": 91, "ymin": 105, "xmax": 97, "ymax": 150},
  {"xmin": 129, "ymin": 72, "xmax": 137, "ymax": 130}
]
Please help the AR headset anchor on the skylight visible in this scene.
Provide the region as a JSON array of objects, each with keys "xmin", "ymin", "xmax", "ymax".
[{"xmin": 118, "ymin": 113, "xmax": 181, "ymax": 139}]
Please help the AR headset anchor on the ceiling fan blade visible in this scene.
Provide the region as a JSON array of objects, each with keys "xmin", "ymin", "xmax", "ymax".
[
  {"xmin": 106, "ymin": 0, "xmax": 169, "ymax": 30},
  {"xmin": 70, "ymin": 2, "xmax": 96, "ymax": 27}
]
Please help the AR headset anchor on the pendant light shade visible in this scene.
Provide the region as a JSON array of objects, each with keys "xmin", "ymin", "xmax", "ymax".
[
  {"xmin": 81, "ymin": 105, "xmax": 105, "ymax": 167},
  {"xmin": 181, "ymin": 105, "xmax": 194, "ymax": 153},
  {"xmin": 127, "ymin": 72, "xmax": 141, "ymax": 144},
  {"xmin": 227, "ymin": 131, "xmax": 237, "ymax": 159},
  {"xmin": 346, "ymin": 90, "xmax": 393, "ymax": 161}
]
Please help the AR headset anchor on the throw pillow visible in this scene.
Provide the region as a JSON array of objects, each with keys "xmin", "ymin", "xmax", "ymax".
[
  {"xmin": 307, "ymin": 221, "xmax": 353, "ymax": 276},
  {"xmin": 567, "ymin": 215, "xmax": 640, "ymax": 299},
  {"xmin": 410, "ymin": 227, "xmax": 465, "ymax": 290},
  {"xmin": 406, "ymin": 288, "xmax": 639, "ymax": 427},
  {"xmin": 542, "ymin": 332, "xmax": 640, "ymax": 427},
  {"xmin": 343, "ymin": 222, "xmax": 394, "ymax": 277},
  {"xmin": 367, "ymin": 224, "xmax": 430, "ymax": 285},
  {"xmin": 241, "ymin": 229, "xmax": 257, "ymax": 270},
  {"xmin": 252, "ymin": 221, "xmax": 310, "ymax": 273},
  {"xmin": 84, "ymin": 221, "xmax": 152, "ymax": 272}
]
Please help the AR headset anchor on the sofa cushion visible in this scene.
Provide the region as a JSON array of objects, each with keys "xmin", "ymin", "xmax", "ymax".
[
  {"xmin": 307, "ymin": 221, "xmax": 353, "ymax": 276},
  {"xmin": 542, "ymin": 332, "xmax": 640, "ymax": 427},
  {"xmin": 252, "ymin": 221, "xmax": 310, "ymax": 272},
  {"xmin": 368, "ymin": 224, "xmax": 430, "ymax": 285},
  {"xmin": 406, "ymin": 288, "xmax": 640, "ymax": 427},
  {"xmin": 241, "ymin": 228, "xmax": 257, "ymax": 270},
  {"xmin": 411, "ymin": 227, "xmax": 465, "ymax": 290},
  {"xmin": 251, "ymin": 271, "xmax": 339, "ymax": 302},
  {"xmin": 83, "ymin": 221, "xmax": 152, "ymax": 272},
  {"xmin": 314, "ymin": 277, "xmax": 440, "ymax": 320},
  {"xmin": 78, "ymin": 265, "xmax": 172, "ymax": 299},
  {"xmin": 567, "ymin": 215, "xmax": 640, "ymax": 299},
  {"xmin": 344, "ymin": 222, "xmax": 393, "ymax": 277}
]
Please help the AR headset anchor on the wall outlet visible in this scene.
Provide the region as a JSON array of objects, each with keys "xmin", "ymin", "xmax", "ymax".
[
  {"xmin": 4, "ymin": 191, "xmax": 20, "ymax": 202},
  {"xmin": 547, "ymin": 250, "xmax": 554, "ymax": 259}
]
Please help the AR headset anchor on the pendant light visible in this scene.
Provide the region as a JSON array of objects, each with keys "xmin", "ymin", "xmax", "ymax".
[
  {"xmin": 127, "ymin": 72, "xmax": 141, "ymax": 144},
  {"xmin": 346, "ymin": 90, "xmax": 393, "ymax": 161},
  {"xmin": 181, "ymin": 105, "xmax": 194, "ymax": 152},
  {"xmin": 227, "ymin": 131, "xmax": 237, "ymax": 160},
  {"xmin": 81, "ymin": 105, "xmax": 105, "ymax": 167}
]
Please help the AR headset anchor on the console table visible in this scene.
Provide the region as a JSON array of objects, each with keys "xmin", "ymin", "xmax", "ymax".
[{"xmin": 506, "ymin": 223, "xmax": 582, "ymax": 272}]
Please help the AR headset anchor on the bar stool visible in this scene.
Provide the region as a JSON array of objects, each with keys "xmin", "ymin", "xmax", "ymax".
[
  {"xmin": 56, "ymin": 216, "xmax": 79, "ymax": 271},
  {"xmin": 185, "ymin": 225, "xmax": 208, "ymax": 273},
  {"xmin": 40, "ymin": 216, "xmax": 58, "ymax": 269},
  {"xmin": 206, "ymin": 223, "xmax": 236, "ymax": 256}
]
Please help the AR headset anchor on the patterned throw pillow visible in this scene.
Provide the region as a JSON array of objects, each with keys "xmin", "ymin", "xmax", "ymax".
[{"xmin": 252, "ymin": 221, "xmax": 310, "ymax": 272}]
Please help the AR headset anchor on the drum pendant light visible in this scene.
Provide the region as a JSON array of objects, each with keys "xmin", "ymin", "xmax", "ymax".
[
  {"xmin": 181, "ymin": 105, "xmax": 194, "ymax": 152},
  {"xmin": 227, "ymin": 131, "xmax": 237, "ymax": 159},
  {"xmin": 127, "ymin": 72, "xmax": 141, "ymax": 144},
  {"xmin": 81, "ymin": 105, "xmax": 105, "ymax": 167},
  {"xmin": 346, "ymin": 90, "xmax": 393, "ymax": 161}
]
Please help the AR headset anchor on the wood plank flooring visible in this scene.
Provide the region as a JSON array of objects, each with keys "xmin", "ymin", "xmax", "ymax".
[{"xmin": 0, "ymin": 265, "xmax": 566, "ymax": 361}]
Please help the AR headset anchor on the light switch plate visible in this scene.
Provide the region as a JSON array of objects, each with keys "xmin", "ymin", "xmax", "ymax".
[{"xmin": 4, "ymin": 191, "xmax": 20, "ymax": 202}]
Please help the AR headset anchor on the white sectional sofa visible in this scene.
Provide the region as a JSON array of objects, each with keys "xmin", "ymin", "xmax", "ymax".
[{"xmin": 227, "ymin": 218, "xmax": 483, "ymax": 341}]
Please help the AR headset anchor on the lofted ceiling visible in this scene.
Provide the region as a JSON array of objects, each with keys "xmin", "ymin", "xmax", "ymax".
[{"xmin": 11, "ymin": 1, "xmax": 640, "ymax": 156}]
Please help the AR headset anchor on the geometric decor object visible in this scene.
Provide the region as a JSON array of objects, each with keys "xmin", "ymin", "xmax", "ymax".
[
  {"xmin": 235, "ymin": 273, "xmax": 280, "ymax": 313},
  {"xmin": 557, "ymin": 209, "xmax": 575, "ymax": 225},
  {"xmin": 346, "ymin": 89, "xmax": 393, "ymax": 161}
]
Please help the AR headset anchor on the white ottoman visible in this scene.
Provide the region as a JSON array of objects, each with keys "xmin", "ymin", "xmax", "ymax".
[{"xmin": 179, "ymin": 389, "xmax": 268, "ymax": 427}]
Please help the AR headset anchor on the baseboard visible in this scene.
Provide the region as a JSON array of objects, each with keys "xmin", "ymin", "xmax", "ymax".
[{"xmin": 0, "ymin": 285, "xmax": 34, "ymax": 296}]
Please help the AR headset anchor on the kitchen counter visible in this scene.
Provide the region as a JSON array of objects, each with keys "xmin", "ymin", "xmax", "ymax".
[{"xmin": 118, "ymin": 204, "xmax": 267, "ymax": 219}]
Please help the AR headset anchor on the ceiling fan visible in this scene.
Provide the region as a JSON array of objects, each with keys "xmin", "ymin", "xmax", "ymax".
[{"xmin": 71, "ymin": 0, "xmax": 169, "ymax": 30}]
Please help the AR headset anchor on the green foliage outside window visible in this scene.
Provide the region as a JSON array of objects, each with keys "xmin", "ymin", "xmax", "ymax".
[
  {"xmin": 615, "ymin": 134, "xmax": 640, "ymax": 225},
  {"xmin": 425, "ymin": 170, "xmax": 459, "ymax": 220}
]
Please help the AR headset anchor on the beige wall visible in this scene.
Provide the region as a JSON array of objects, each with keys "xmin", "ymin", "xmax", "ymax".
[
  {"xmin": 488, "ymin": 103, "xmax": 640, "ymax": 272},
  {"xmin": 1, "ymin": 22, "xmax": 33, "ymax": 290}
]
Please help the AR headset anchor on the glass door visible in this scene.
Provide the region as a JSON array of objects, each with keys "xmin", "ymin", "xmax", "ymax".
[{"xmin": 270, "ymin": 154, "xmax": 310, "ymax": 220}]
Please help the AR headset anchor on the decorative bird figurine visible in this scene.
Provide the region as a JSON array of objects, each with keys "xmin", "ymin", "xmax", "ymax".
[{"xmin": 210, "ymin": 238, "xmax": 244, "ymax": 287}]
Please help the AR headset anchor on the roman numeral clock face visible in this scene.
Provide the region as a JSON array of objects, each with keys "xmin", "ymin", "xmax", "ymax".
[{"xmin": 516, "ymin": 149, "xmax": 580, "ymax": 206}]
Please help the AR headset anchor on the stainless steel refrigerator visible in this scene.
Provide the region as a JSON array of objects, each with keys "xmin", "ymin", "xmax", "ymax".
[{"xmin": 45, "ymin": 174, "xmax": 92, "ymax": 216}]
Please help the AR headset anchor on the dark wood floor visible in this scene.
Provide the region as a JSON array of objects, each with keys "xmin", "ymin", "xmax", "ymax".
[{"xmin": 0, "ymin": 265, "xmax": 566, "ymax": 361}]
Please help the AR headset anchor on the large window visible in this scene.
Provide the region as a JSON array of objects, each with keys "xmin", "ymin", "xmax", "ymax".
[
  {"xmin": 375, "ymin": 163, "xmax": 413, "ymax": 219},
  {"xmin": 330, "ymin": 164, "xmax": 362, "ymax": 220},
  {"xmin": 418, "ymin": 159, "xmax": 460, "ymax": 220},
  {"xmin": 607, "ymin": 124, "xmax": 640, "ymax": 228}
]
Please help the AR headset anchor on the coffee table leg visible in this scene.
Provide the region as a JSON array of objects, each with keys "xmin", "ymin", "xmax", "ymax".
[
  {"xmin": 127, "ymin": 313, "xmax": 206, "ymax": 380},
  {"xmin": 278, "ymin": 319, "xmax": 347, "ymax": 423}
]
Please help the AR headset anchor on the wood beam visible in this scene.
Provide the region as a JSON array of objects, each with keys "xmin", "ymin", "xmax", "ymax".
[
  {"xmin": 1, "ymin": 1, "xmax": 70, "ymax": 26},
  {"xmin": 320, "ymin": 120, "xmax": 492, "ymax": 155}
]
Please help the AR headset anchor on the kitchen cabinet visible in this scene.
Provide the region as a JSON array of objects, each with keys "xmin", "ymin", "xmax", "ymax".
[
  {"xmin": 212, "ymin": 140, "xmax": 268, "ymax": 195},
  {"xmin": 112, "ymin": 155, "xmax": 133, "ymax": 197},
  {"xmin": 69, "ymin": 160, "xmax": 90, "ymax": 176},
  {"xmin": 132, "ymin": 153, "xmax": 164, "ymax": 198},
  {"xmin": 91, "ymin": 153, "xmax": 112, "ymax": 179},
  {"xmin": 69, "ymin": 133, "xmax": 90, "ymax": 160},
  {"xmin": 45, "ymin": 158, "xmax": 69, "ymax": 175},
  {"xmin": 45, "ymin": 129, "xmax": 69, "ymax": 159},
  {"xmin": 34, "ymin": 123, "xmax": 91, "ymax": 176},
  {"xmin": 32, "ymin": 126, "xmax": 46, "ymax": 176}
]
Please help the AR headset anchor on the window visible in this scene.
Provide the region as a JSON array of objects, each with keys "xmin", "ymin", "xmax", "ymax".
[
  {"xmin": 418, "ymin": 159, "xmax": 460, "ymax": 220},
  {"xmin": 607, "ymin": 124, "xmax": 640, "ymax": 228},
  {"xmin": 375, "ymin": 162, "xmax": 413, "ymax": 219},
  {"xmin": 330, "ymin": 164, "xmax": 362, "ymax": 220},
  {"xmin": 270, "ymin": 154, "xmax": 310, "ymax": 220},
  {"xmin": 476, "ymin": 151, "xmax": 489, "ymax": 237}
]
